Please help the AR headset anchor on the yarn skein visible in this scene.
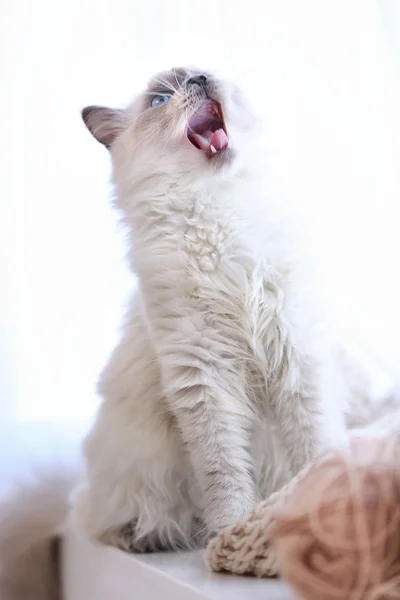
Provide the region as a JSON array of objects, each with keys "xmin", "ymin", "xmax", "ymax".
[{"xmin": 272, "ymin": 438, "xmax": 400, "ymax": 600}]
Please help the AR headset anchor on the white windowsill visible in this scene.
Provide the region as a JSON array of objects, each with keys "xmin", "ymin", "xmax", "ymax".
[{"xmin": 62, "ymin": 530, "xmax": 295, "ymax": 600}]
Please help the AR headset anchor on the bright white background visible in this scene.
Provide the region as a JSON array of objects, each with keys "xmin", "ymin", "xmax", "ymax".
[{"xmin": 1, "ymin": 0, "xmax": 400, "ymax": 427}]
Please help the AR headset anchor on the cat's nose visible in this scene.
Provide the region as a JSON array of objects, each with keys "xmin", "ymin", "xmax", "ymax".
[{"xmin": 187, "ymin": 75, "xmax": 207, "ymax": 88}]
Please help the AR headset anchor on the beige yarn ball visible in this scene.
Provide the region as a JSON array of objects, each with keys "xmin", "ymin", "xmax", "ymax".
[{"xmin": 272, "ymin": 438, "xmax": 400, "ymax": 600}]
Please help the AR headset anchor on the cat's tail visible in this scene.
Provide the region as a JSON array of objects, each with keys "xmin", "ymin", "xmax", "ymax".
[{"xmin": 0, "ymin": 467, "xmax": 78, "ymax": 600}]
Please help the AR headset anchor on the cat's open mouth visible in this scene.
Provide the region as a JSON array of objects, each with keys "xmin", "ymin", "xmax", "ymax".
[{"xmin": 187, "ymin": 100, "xmax": 229, "ymax": 158}]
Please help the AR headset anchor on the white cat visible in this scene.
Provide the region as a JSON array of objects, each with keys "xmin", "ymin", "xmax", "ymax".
[
  {"xmin": 70, "ymin": 66, "xmax": 350, "ymax": 552},
  {"xmin": 4, "ymin": 66, "xmax": 394, "ymax": 599}
]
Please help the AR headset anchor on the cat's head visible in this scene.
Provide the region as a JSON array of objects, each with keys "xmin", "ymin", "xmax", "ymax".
[{"xmin": 82, "ymin": 67, "xmax": 259, "ymax": 183}]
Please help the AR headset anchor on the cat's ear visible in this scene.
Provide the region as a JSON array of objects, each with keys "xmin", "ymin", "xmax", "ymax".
[{"xmin": 81, "ymin": 106, "xmax": 124, "ymax": 149}]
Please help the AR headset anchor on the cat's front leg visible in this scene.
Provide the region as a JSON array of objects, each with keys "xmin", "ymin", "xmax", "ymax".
[
  {"xmin": 271, "ymin": 357, "xmax": 349, "ymax": 475},
  {"xmin": 157, "ymin": 320, "xmax": 259, "ymax": 534}
]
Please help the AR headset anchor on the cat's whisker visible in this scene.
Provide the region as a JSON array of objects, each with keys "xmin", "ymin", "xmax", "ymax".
[
  {"xmin": 172, "ymin": 70, "xmax": 182, "ymax": 94},
  {"xmin": 150, "ymin": 76, "xmax": 178, "ymax": 94}
]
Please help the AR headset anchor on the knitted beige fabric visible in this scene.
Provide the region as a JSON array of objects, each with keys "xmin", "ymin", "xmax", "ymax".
[{"xmin": 205, "ymin": 466, "xmax": 308, "ymax": 577}]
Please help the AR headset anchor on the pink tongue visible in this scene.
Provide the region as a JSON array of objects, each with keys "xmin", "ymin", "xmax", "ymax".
[
  {"xmin": 210, "ymin": 128, "xmax": 229, "ymax": 151},
  {"xmin": 190, "ymin": 128, "xmax": 229, "ymax": 153}
]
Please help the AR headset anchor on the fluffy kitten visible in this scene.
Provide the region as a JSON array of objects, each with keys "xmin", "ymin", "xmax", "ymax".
[
  {"xmin": 2, "ymin": 67, "xmax": 399, "ymax": 600},
  {"xmin": 70, "ymin": 66, "xmax": 349, "ymax": 552}
]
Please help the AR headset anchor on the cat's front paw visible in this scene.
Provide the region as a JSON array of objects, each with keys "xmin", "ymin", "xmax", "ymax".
[
  {"xmin": 118, "ymin": 521, "xmax": 162, "ymax": 553},
  {"xmin": 209, "ymin": 529, "xmax": 220, "ymax": 539},
  {"xmin": 100, "ymin": 521, "xmax": 162, "ymax": 553},
  {"xmin": 205, "ymin": 492, "xmax": 258, "ymax": 536},
  {"xmin": 101, "ymin": 516, "xmax": 208, "ymax": 553}
]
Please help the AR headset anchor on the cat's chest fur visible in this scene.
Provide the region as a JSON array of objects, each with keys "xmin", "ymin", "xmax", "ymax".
[
  {"xmin": 179, "ymin": 195, "xmax": 285, "ymax": 344},
  {"xmin": 133, "ymin": 178, "xmax": 284, "ymax": 304},
  {"xmin": 130, "ymin": 176, "xmax": 294, "ymax": 392}
]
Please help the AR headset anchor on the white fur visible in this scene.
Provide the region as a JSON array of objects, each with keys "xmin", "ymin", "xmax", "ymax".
[{"xmin": 72, "ymin": 67, "xmax": 350, "ymax": 549}]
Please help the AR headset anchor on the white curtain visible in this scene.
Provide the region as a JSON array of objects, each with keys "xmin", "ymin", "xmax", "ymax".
[{"xmin": 1, "ymin": 0, "xmax": 400, "ymax": 436}]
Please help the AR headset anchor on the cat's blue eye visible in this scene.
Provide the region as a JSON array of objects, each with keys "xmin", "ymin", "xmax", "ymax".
[{"xmin": 151, "ymin": 94, "xmax": 171, "ymax": 108}]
